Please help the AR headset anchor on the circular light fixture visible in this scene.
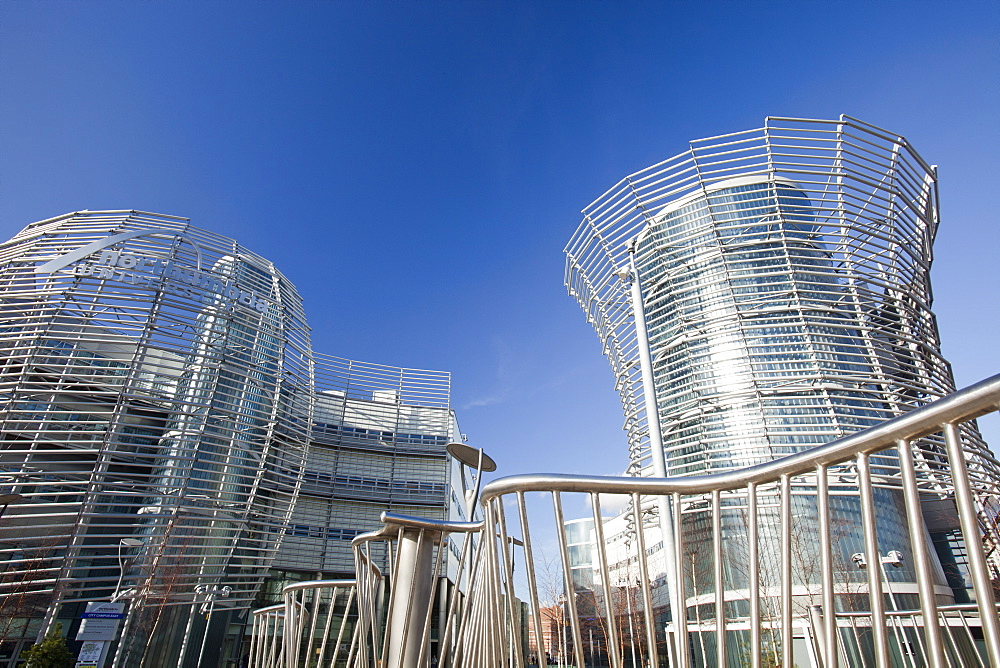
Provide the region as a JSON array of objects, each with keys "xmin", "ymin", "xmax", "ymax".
[{"xmin": 446, "ymin": 442, "xmax": 496, "ymax": 472}]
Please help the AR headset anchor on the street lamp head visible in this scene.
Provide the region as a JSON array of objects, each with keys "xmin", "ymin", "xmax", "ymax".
[
  {"xmin": 120, "ymin": 538, "xmax": 144, "ymax": 547},
  {"xmin": 882, "ymin": 550, "xmax": 904, "ymax": 567},
  {"xmin": 446, "ymin": 442, "xmax": 496, "ymax": 472}
]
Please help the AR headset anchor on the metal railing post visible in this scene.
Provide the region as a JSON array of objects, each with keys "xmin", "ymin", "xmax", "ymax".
[
  {"xmin": 942, "ymin": 422, "xmax": 1000, "ymax": 665},
  {"xmin": 386, "ymin": 528, "xmax": 436, "ymax": 668}
]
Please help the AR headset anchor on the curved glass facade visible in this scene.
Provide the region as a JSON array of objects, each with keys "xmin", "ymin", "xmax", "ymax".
[
  {"xmin": 635, "ymin": 177, "xmax": 899, "ymax": 475},
  {"xmin": 0, "ymin": 211, "xmax": 312, "ymax": 664},
  {"xmin": 565, "ymin": 116, "xmax": 998, "ymax": 494},
  {"xmin": 564, "ymin": 117, "xmax": 1000, "ymax": 626}
]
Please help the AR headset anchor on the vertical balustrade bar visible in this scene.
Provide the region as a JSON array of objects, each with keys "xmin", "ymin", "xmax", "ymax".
[
  {"xmin": 306, "ymin": 589, "xmax": 322, "ymax": 667},
  {"xmin": 355, "ymin": 543, "xmax": 378, "ymax": 665},
  {"xmin": 673, "ymin": 491, "xmax": 689, "ymax": 668},
  {"xmin": 267, "ymin": 611, "xmax": 281, "ymax": 668},
  {"xmin": 417, "ymin": 532, "xmax": 448, "ymax": 668},
  {"xmin": 817, "ymin": 465, "xmax": 837, "ymax": 667},
  {"xmin": 315, "ymin": 588, "xmax": 336, "ymax": 665},
  {"xmin": 496, "ymin": 496, "xmax": 525, "ymax": 668},
  {"xmin": 331, "ymin": 588, "xmax": 356, "ymax": 667},
  {"xmin": 949, "ymin": 608, "xmax": 974, "ymax": 668},
  {"xmin": 353, "ymin": 553, "xmax": 368, "ymax": 667},
  {"xmin": 897, "ymin": 437, "xmax": 946, "ymax": 666},
  {"xmin": 283, "ymin": 589, "xmax": 297, "ymax": 668},
  {"xmin": 748, "ymin": 482, "xmax": 761, "ymax": 668},
  {"xmin": 248, "ymin": 614, "xmax": 259, "ymax": 668},
  {"xmin": 858, "ymin": 452, "xmax": 889, "ymax": 667},
  {"xmin": 294, "ymin": 590, "xmax": 306, "ymax": 668},
  {"xmin": 380, "ymin": 529, "xmax": 407, "ymax": 665},
  {"xmin": 517, "ymin": 491, "xmax": 548, "ymax": 667},
  {"xmin": 346, "ymin": 619, "xmax": 361, "ymax": 668},
  {"xmin": 592, "ymin": 493, "xmax": 623, "ymax": 668},
  {"xmin": 632, "ymin": 492, "xmax": 659, "ymax": 668},
  {"xmin": 711, "ymin": 489, "xmax": 726, "ymax": 668},
  {"xmin": 449, "ymin": 525, "xmax": 488, "ymax": 668},
  {"xmin": 553, "ymin": 491, "xmax": 586, "ymax": 668},
  {"xmin": 942, "ymin": 421, "xmax": 1000, "ymax": 665},
  {"xmin": 780, "ymin": 474, "xmax": 792, "ymax": 668}
]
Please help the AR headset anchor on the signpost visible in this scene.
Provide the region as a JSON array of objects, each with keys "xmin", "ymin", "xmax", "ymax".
[{"xmin": 75, "ymin": 602, "xmax": 125, "ymax": 668}]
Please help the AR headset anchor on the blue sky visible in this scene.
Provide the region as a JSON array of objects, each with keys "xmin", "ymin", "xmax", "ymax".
[{"xmin": 1, "ymin": 1, "xmax": 998, "ymax": 484}]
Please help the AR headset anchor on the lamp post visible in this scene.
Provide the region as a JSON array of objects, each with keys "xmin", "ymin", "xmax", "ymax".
[
  {"xmin": 140, "ymin": 496, "xmax": 244, "ymax": 668},
  {"xmin": 195, "ymin": 584, "xmax": 232, "ymax": 668},
  {"xmin": 114, "ymin": 538, "xmax": 144, "ymax": 600},
  {"xmin": 446, "ymin": 442, "xmax": 497, "ymax": 521},
  {"xmin": 105, "ymin": 538, "xmax": 145, "ymax": 668},
  {"xmin": 851, "ymin": 550, "xmax": 907, "ymax": 657}
]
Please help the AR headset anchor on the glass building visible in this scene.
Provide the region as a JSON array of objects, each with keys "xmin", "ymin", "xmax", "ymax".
[
  {"xmin": 0, "ymin": 211, "xmax": 312, "ymax": 666},
  {"xmin": 564, "ymin": 117, "xmax": 1000, "ymax": 650},
  {"xmin": 0, "ymin": 211, "xmax": 468, "ymax": 668}
]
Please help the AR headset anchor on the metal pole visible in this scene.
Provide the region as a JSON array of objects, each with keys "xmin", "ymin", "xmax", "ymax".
[
  {"xmin": 626, "ymin": 245, "xmax": 681, "ymax": 659},
  {"xmin": 196, "ymin": 597, "xmax": 215, "ymax": 668},
  {"xmin": 176, "ymin": 598, "xmax": 200, "ymax": 668},
  {"xmin": 627, "ymin": 585, "xmax": 638, "ymax": 668},
  {"xmin": 386, "ymin": 528, "xmax": 435, "ymax": 668},
  {"xmin": 942, "ymin": 422, "xmax": 1000, "ymax": 665},
  {"xmin": 857, "ymin": 453, "xmax": 889, "ymax": 667},
  {"xmin": 896, "ymin": 438, "xmax": 945, "ymax": 665},
  {"xmin": 807, "ymin": 605, "xmax": 826, "ymax": 668}
]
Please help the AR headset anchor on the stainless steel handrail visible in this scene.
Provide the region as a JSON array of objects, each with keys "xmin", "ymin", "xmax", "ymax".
[
  {"xmin": 479, "ymin": 373, "xmax": 1000, "ymax": 501},
  {"xmin": 249, "ymin": 373, "xmax": 1000, "ymax": 668},
  {"xmin": 470, "ymin": 373, "xmax": 1000, "ymax": 668}
]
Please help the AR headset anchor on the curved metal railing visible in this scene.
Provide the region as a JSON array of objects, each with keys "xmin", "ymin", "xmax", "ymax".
[
  {"xmin": 250, "ymin": 373, "xmax": 1000, "ymax": 667},
  {"xmin": 247, "ymin": 579, "xmax": 357, "ymax": 668},
  {"xmin": 351, "ymin": 513, "xmax": 483, "ymax": 668},
  {"xmin": 471, "ymin": 372, "xmax": 1000, "ymax": 668}
]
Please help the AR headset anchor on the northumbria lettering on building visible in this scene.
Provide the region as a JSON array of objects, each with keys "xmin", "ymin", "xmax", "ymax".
[{"xmin": 34, "ymin": 227, "xmax": 272, "ymax": 313}]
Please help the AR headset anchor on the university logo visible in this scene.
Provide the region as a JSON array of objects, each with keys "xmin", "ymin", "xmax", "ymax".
[{"xmin": 35, "ymin": 228, "xmax": 271, "ymax": 314}]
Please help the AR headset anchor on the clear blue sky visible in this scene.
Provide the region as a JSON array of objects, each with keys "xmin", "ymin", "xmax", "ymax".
[{"xmin": 2, "ymin": 1, "xmax": 998, "ymax": 484}]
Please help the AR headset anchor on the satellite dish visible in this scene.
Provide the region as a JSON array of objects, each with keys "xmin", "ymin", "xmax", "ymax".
[{"xmin": 446, "ymin": 442, "xmax": 496, "ymax": 472}]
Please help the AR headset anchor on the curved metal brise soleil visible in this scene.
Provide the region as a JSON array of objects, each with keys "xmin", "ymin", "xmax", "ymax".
[
  {"xmin": 563, "ymin": 116, "xmax": 1000, "ymax": 499},
  {"xmin": 0, "ymin": 211, "xmax": 312, "ymax": 642}
]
